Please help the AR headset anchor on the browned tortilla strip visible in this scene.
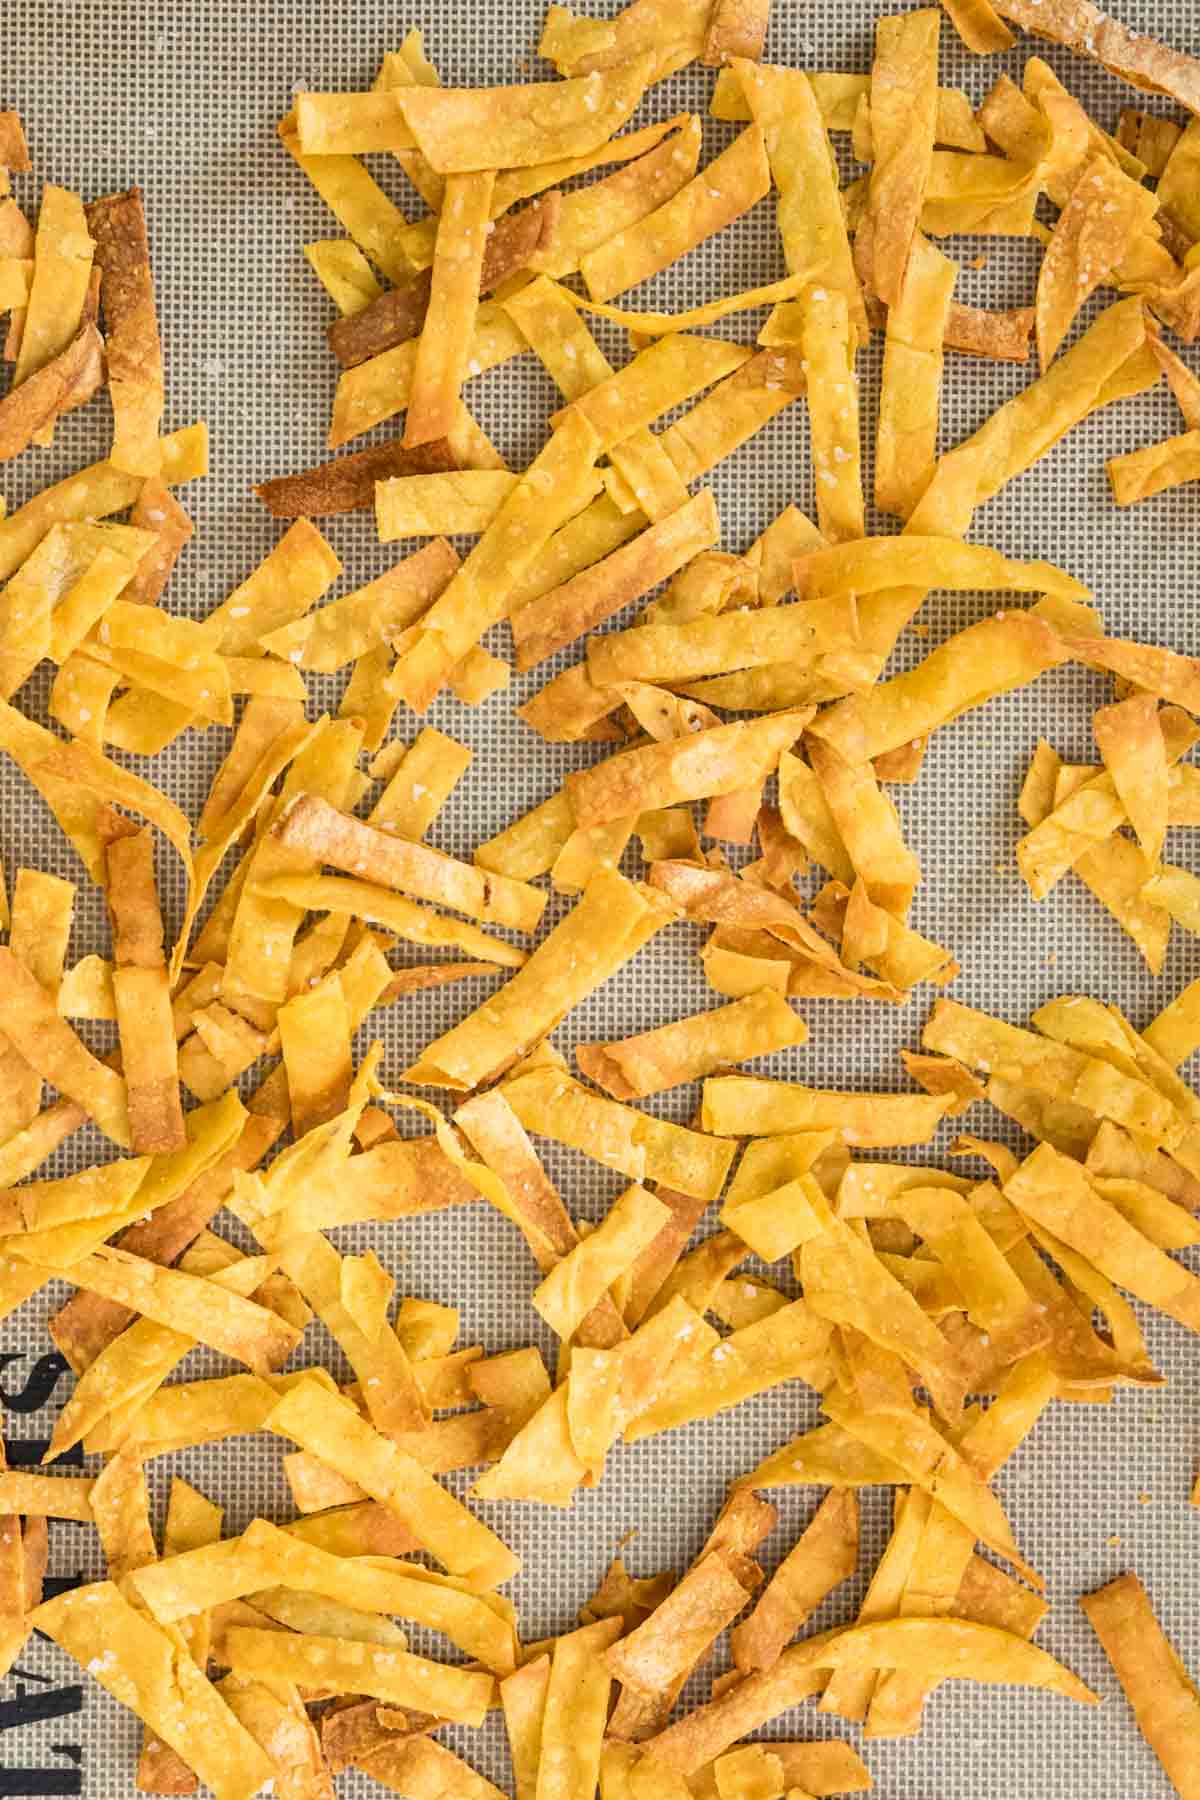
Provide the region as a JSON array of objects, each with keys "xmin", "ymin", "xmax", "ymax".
[
  {"xmin": 945, "ymin": 301, "xmax": 1033, "ymax": 363},
  {"xmin": 329, "ymin": 197, "xmax": 559, "ymax": 368},
  {"xmin": 0, "ymin": 319, "xmax": 104, "ymax": 459},
  {"xmin": 703, "ymin": 0, "xmax": 771, "ymax": 65},
  {"xmin": 86, "ymin": 189, "xmax": 163, "ymax": 477},
  {"xmin": 105, "ymin": 824, "xmax": 185, "ymax": 1154},
  {"xmin": 607, "ymin": 1551, "xmax": 757, "ymax": 1700},
  {"xmin": 730, "ymin": 1490, "xmax": 860, "ymax": 1674},
  {"xmin": 255, "ymin": 438, "xmax": 459, "ymax": 517}
]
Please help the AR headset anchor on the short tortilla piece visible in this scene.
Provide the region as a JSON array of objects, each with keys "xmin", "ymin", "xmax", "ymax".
[
  {"xmin": 1093, "ymin": 693, "xmax": 1168, "ymax": 863},
  {"xmin": 581, "ymin": 126, "xmax": 770, "ymax": 301},
  {"xmin": 940, "ymin": 0, "xmax": 1015, "ymax": 51},
  {"xmin": 568, "ymin": 710, "xmax": 810, "ymax": 829},
  {"xmin": 304, "ymin": 237, "xmax": 382, "ymax": 314},
  {"xmin": 14, "ymin": 185, "xmax": 95, "ymax": 449},
  {"xmin": 992, "ymin": 0, "xmax": 1200, "ymax": 113},
  {"xmin": 0, "ymin": 318, "xmax": 104, "ymax": 458},
  {"xmin": 577, "ymin": 990, "xmax": 806, "ymax": 1100},
  {"xmin": 800, "ymin": 283, "xmax": 864, "ymax": 542},
  {"xmin": 529, "ymin": 127, "xmax": 703, "ymax": 285},
  {"xmin": 1108, "ymin": 430, "xmax": 1200, "ymax": 506},
  {"xmin": 703, "ymin": 0, "xmax": 771, "ymax": 64},
  {"xmin": 86, "ymin": 189, "xmax": 163, "ymax": 477},
  {"xmin": 224, "ymin": 1626, "xmax": 491, "ymax": 1725},
  {"xmin": 376, "ymin": 470, "xmax": 517, "ymax": 540},
  {"xmin": 105, "ymin": 827, "xmax": 185, "ymax": 1155},
  {"xmin": 608, "ymin": 1552, "xmax": 756, "ymax": 1701},
  {"xmin": 257, "ymin": 439, "xmax": 459, "ymax": 518},
  {"xmin": 126, "ymin": 479, "xmax": 194, "ymax": 605},
  {"xmin": 1080, "ymin": 1571, "xmax": 1200, "ymax": 1799},
  {"xmin": 876, "ymin": 234, "xmax": 956, "ymax": 518},
  {"xmin": 396, "ymin": 56, "xmax": 654, "ymax": 173},
  {"xmin": 532, "ymin": 1185, "xmax": 669, "ymax": 1340},
  {"xmin": 0, "ymin": 945, "xmax": 130, "ymax": 1148},
  {"xmin": 626, "ymin": 1299, "xmax": 834, "ymax": 1440},
  {"xmin": 731, "ymin": 1490, "xmax": 859, "ymax": 1674},
  {"xmin": 944, "ymin": 300, "xmax": 1033, "ymax": 362}
]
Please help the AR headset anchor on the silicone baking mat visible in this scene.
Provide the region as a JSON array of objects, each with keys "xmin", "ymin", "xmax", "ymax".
[{"xmin": 1, "ymin": 2, "xmax": 1198, "ymax": 1794}]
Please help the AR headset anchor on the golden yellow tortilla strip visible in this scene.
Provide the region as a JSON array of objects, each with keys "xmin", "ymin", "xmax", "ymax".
[
  {"xmin": 513, "ymin": 491, "xmax": 719, "ymax": 671},
  {"xmin": 529, "ymin": 124, "xmax": 704, "ymax": 285},
  {"xmin": 279, "ymin": 114, "xmax": 412, "ymax": 284},
  {"xmin": 577, "ymin": 990, "xmax": 806, "ymax": 1101},
  {"xmin": 571, "ymin": 272, "xmax": 807, "ymax": 339},
  {"xmin": 258, "ymin": 873, "xmax": 523, "ymax": 969},
  {"xmin": 267, "ymin": 540, "xmax": 458, "ymax": 674},
  {"xmin": 501, "ymin": 1654, "xmax": 549, "ymax": 1800},
  {"xmin": 793, "ymin": 283, "xmax": 862, "ymax": 543},
  {"xmin": 530, "ymin": 1619, "xmax": 621, "ymax": 1797},
  {"xmin": 14, "ymin": 185, "xmax": 94, "ymax": 442},
  {"xmin": 1080, "ymin": 1572, "xmax": 1200, "ymax": 1799},
  {"xmin": 0, "ymin": 1471, "xmax": 94, "ymax": 1520},
  {"xmin": 541, "ymin": 0, "xmax": 711, "ymax": 83},
  {"xmin": 294, "ymin": 89, "xmax": 417, "ymax": 155},
  {"xmin": 796, "ymin": 536, "xmax": 1087, "ymax": 602},
  {"xmin": 731, "ymin": 1490, "xmax": 859, "ymax": 1676},
  {"xmin": 807, "ymin": 737, "xmax": 919, "ymax": 920},
  {"xmin": 405, "ymin": 170, "xmax": 494, "ymax": 447},
  {"xmin": 1037, "ymin": 157, "xmax": 1156, "ymax": 367},
  {"xmin": 105, "ymin": 826, "xmax": 185, "ymax": 1154},
  {"xmin": 626, "ymin": 1300, "xmax": 834, "ymax": 1440},
  {"xmin": 718, "ymin": 1133, "xmax": 833, "ymax": 1263},
  {"xmin": 581, "ymin": 126, "xmax": 770, "ymax": 301},
  {"xmin": 702, "ymin": 1075, "xmax": 950, "ymax": 1146},
  {"xmin": 554, "ymin": 333, "xmax": 749, "ymax": 453},
  {"xmin": 0, "ymin": 314, "xmax": 103, "ymax": 459},
  {"xmin": 0, "ymin": 945, "xmax": 130, "ymax": 1146},
  {"xmin": 86, "ymin": 188, "xmax": 163, "ymax": 477},
  {"xmin": 817, "ymin": 1614, "xmax": 1095, "ymax": 1708},
  {"xmin": 703, "ymin": 0, "xmax": 770, "ymax": 64},
  {"xmin": 304, "ymin": 238, "xmax": 382, "ymax": 314},
  {"xmin": 273, "ymin": 793, "xmax": 543, "ymax": 933},
  {"xmin": 32, "ymin": 1582, "xmax": 275, "ymax": 1800},
  {"xmin": 396, "ymin": 55, "xmax": 653, "ymax": 174},
  {"xmin": 607, "ymin": 1551, "xmax": 755, "ymax": 1704},
  {"xmin": 1006, "ymin": 1142, "xmax": 1200, "ymax": 1333},
  {"xmin": 225, "ymin": 1625, "xmax": 492, "ymax": 1725},
  {"xmin": 567, "ymin": 710, "xmax": 810, "ymax": 830},
  {"xmin": 1143, "ymin": 979, "xmax": 1200, "ymax": 1067},
  {"xmin": 366, "ymin": 726, "xmax": 471, "ymax": 838},
  {"xmin": 857, "ymin": 10, "xmax": 939, "ymax": 306},
  {"xmin": 376, "ymin": 471, "xmax": 517, "ymax": 540},
  {"xmin": 876, "ymin": 234, "xmax": 956, "ymax": 519},
  {"xmin": 940, "ymin": 0, "xmax": 1015, "ymax": 50},
  {"xmin": 1093, "ymin": 692, "xmax": 1168, "ymax": 862},
  {"xmin": 388, "ymin": 412, "xmax": 601, "ymax": 708},
  {"xmin": 0, "ymin": 257, "xmax": 30, "ymax": 311},
  {"xmin": 265, "ymin": 1378, "xmax": 519, "ymax": 1589},
  {"xmin": 532, "ymin": 1185, "xmax": 669, "ymax": 1340},
  {"xmin": 1108, "ymin": 428, "xmax": 1200, "ymax": 505}
]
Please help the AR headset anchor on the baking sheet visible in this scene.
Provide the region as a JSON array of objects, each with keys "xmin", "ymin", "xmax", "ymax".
[{"xmin": 1, "ymin": 2, "xmax": 1198, "ymax": 1795}]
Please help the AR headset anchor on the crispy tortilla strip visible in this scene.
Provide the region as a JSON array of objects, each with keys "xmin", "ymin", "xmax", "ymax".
[
  {"xmin": 994, "ymin": 0, "xmax": 1200, "ymax": 111},
  {"xmin": 731, "ymin": 1491, "xmax": 859, "ymax": 1675},
  {"xmin": 0, "ymin": 257, "xmax": 31, "ymax": 310},
  {"xmin": 719, "ymin": 1133, "xmax": 833, "ymax": 1262},
  {"xmin": 1093, "ymin": 693, "xmax": 1167, "ymax": 862},
  {"xmin": 0, "ymin": 945, "xmax": 130, "ymax": 1146},
  {"xmin": 273, "ymin": 794, "xmax": 543, "ymax": 932},
  {"xmin": 404, "ymin": 171, "xmax": 494, "ymax": 447},
  {"xmin": 1006, "ymin": 1143, "xmax": 1200, "ymax": 1333},
  {"xmin": 304, "ymin": 237, "xmax": 382, "ymax": 313},
  {"xmin": 896, "ymin": 1186, "xmax": 1048, "ymax": 1362},
  {"xmin": 524, "ymin": 1619, "xmax": 619, "ymax": 1798},
  {"xmin": 812, "ymin": 1615, "xmax": 1094, "ymax": 1705},
  {"xmin": 876, "ymin": 235, "xmax": 955, "ymax": 518},
  {"xmin": 279, "ymin": 114, "xmax": 412, "ymax": 285},
  {"xmin": 858, "ymin": 11, "xmax": 939, "ymax": 306},
  {"xmin": 295, "ymin": 90, "xmax": 418, "ymax": 155},
  {"xmin": 533, "ymin": 1185, "xmax": 669, "ymax": 1340},
  {"xmin": 553, "ymin": 334, "xmax": 749, "ymax": 453},
  {"xmin": 0, "ymin": 112, "xmax": 30, "ymax": 188},
  {"xmin": 225, "ymin": 1627, "xmax": 491, "ymax": 1725},
  {"xmin": 86, "ymin": 189, "xmax": 163, "ymax": 476},
  {"xmin": 261, "ymin": 539, "xmax": 457, "ymax": 671},
  {"xmin": 1080, "ymin": 1572, "xmax": 1200, "ymax": 1799},
  {"xmin": 817, "ymin": 1488, "xmax": 929, "ymax": 1722},
  {"xmin": 470, "ymin": 1382, "xmax": 588, "ymax": 1506},
  {"xmin": 528, "ymin": 127, "xmax": 703, "ymax": 285},
  {"xmin": 568, "ymin": 711, "xmax": 810, "ymax": 829},
  {"xmin": 257, "ymin": 440, "xmax": 459, "ymax": 519},
  {"xmin": 504, "ymin": 1065, "xmax": 735, "ymax": 1202},
  {"xmin": 1069, "ymin": 635, "xmax": 1200, "ymax": 712},
  {"xmin": 542, "ymin": 0, "xmax": 711, "ymax": 82},
  {"xmin": 811, "ymin": 613, "xmax": 1067, "ymax": 764},
  {"xmin": 581, "ymin": 126, "xmax": 770, "ymax": 301},
  {"xmin": 1037, "ymin": 157, "xmax": 1156, "ymax": 367},
  {"xmin": 0, "ymin": 1472, "xmax": 94, "ymax": 1520},
  {"xmin": 608, "ymin": 1552, "xmax": 755, "ymax": 1700},
  {"xmin": 501, "ymin": 1655, "xmax": 549, "ymax": 1800},
  {"xmin": 586, "ymin": 594, "xmax": 855, "ymax": 686},
  {"xmin": 122, "ymin": 479, "xmax": 193, "ymax": 606},
  {"xmin": 1108, "ymin": 429, "xmax": 1200, "ymax": 505},
  {"xmin": 0, "ymin": 318, "xmax": 103, "ymax": 458},
  {"xmin": 388, "ymin": 412, "xmax": 601, "ymax": 708},
  {"xmin": 405, "ymin": 868, "xmax": 671, "ymax": 1090},
  {"xmin": 367, "ymin": 725, "xmax": 471, "ymax": 836},
  {"xmin": 265, "ymin": 1379, "xmax": 519, "ymax": 1589},
  {"xmin": 944, "ymin": 300, "xmax": 1033, "ymax": 363},
  {"xmin": 1143, "ymin": 979, "xmax": 1200, "ymax": 1068},
  {"xmin": 940, "ymin": 0, "xmax": 1015, "ymax": 51},
  {"xmin": 105, "ymin": 827, "xmax": 185, "ymax": 1154},
  {"xmin": 807, "ymin": 738, "xmax": 919, "ymax": 920},
  {"xmin": 627, "ymin": 1300, "xmax": 833, "ymax": 1440},
  {"xmin": 32, "ymin": 1582, "xmax": 274, "ymax": 1800},
  {"xmin": 637, "ymin": 1644, "xmax": 831, "ymax": 1774},
  {"xmin": 512, "ymin": 491, "xmax": 719, "ymax": 671},
  {"xmin": 797, "ymin": 282, "xmax": 863, "ymax": 543},
  {"xmin": 703, "ymin": 1075, "xmax": 950, "ymax": 1146},
  {"xmin": 14, "ymin": 184, "xmax": 94, "ymax": 442},
  {"xmin": 1156, "ymin": 114, "xmax": 1200, "ymax": 241},
  {"xmin": 257, "ymin": 873, "xmax": 522, "ymax": 969},
  {"xmin": 703, "ymin": 0, "xmax": 770, "ymax": 64},
  {"xmin": 329, "ymin": 303, "xmax": 524, "ymax": 447},
  {"xmin": 796, "ymin": 537, "xmax": 1086, "ymax": 602},
  {"xmin": 376, "ymin": 470, "xmax": 517, "ymax": 539},
  {"xmin": 359, "ymin": 1738, "xmax": 504, "ymax": 1800},
  {"xmin": 578, "ymin": 990, "xmax": 805, "ymax": 1100},
  {"xmin": 215, "ymin": 1675, "xmax": 329, "ymax": 1800}
]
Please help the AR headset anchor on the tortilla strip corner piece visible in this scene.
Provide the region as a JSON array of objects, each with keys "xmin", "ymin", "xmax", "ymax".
[
  {"xmin": 264, "ymin": 1378, "xmax": 519, "ymax": 1590},
  {"xmin": 388, "ymin": 409, "xmax": 602, "ymax": 712},
  {"xmin": 30, "ymin": 1581, "xmax": 275, "ymax": 1800},
  {"xmin": 403, "ymin": 867, "xmax": 672, "ymax": 1091},
  {"xmin": 704, "ymin": 0, "xmax": 771, "ymax": 65},
  {"xmin": 567, "ymin": 710, "xmax": 811, "ymax": 830},
  {"xmin": 105, "ymin": 826, "xmax": 186, "ymax": 1155},
  {"xmin": 85, "ymin": 187, "xmax": 164, "ymax": 479},
  {"xmin": 941, "ymin": 0, "xmax": 1015, "ymax": 52},
  {"xmin": 1080, "ymin": 1571, "xmax": 1200, "ymax": 1800}
]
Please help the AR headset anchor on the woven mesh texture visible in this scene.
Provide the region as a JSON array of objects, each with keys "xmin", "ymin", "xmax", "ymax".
[{"xmin": 2, "ymin": 2, "xmax": 1199, "ymax": 1795}]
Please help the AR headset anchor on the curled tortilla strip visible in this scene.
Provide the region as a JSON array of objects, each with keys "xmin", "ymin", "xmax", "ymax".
[
  {"xmin": 395, "ymin": 55, "xmax": 654, "ymax": 174},
  {"xmin": 567, "ymin": 709, "xmax": 811, "ymax": 829},
  {"xmin": 86, "ymin": 188, "xmax": 163, "ymax": 477},
  {"xmin": 703, "ymin": 1074, "xmax": 950, "ymax": 1146},
  {"xmin": 568, "ymin": 270, "xmax": 811, "ymax": 336},
  {"xmin": 265, "ymin": 1378, "xmax": 518, "ymax": 1590},
  {"xmin": 940, "ymin": 0, "xmax": 1015, "ymax": 51},
  {"xmin": 796, "ymin": 537, "xmax": 1088, "ymax": 602},
  {"xmin": 1080, "ymin": 1572, "xmax": 1200, "ymax": 1799},
  {"xmin": 257, "ymin": 440, "xmax": 459, "ymax": 519},
  {"xmin": 0, "ymin": 318, "xmax": 104, "ymax": 459},
  {"xmin": 273, "ymin": 794, "xmax": 544, "ymax": 932},
  {"xmin": 0, "ymin": 945, "xmax": 130, "ymax": 1147},
  {"xmin": 577, "ymin": 990, "xmax": 806, "ymax": 1101},
  {"xmin": 994, "ymin": 0, "xmax": 1200, "ymax": 112},
  {"xmin": 32, "ymin": 1582, "xmax": 275, "ymax": 1800},
  {"xmin": 513, "ymin": 491, "xmax": 719, "ymax": 670},
  {"xmin": 14, "ymin": 185, "xmax": 94, "ymax": 446},
  {"xmin": 1036, "ymin": 156, "xmax": 1156, "ymax": 367},
  {"xmin": 1108, "ymin": 428, "xmax": 1200, "ymax": 506},
  {"xmin": 503, "ymin": 1066, "xmax": 735, "ymax": 1202},
  {"xmin": 581, "ymin": 126, "xmax": 770, "ymax": 302}
]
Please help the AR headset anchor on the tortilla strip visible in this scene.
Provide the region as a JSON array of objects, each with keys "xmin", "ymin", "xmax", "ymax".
[
  {"xmin": 993, "ymin": 0, "xmax": 1200, "ymax": 112},
  {"xmin": 637, "ymin": 1644, "xmax": 830, "ymax": 1775},
  {"xmin": 503, "ymin": 1066, "xmax": 735, "ymax": 1202},
  {"xmin": 14, "ymin": 185, "xmax": 95, "ymax": 448},
  {"xmin": 0, "ymin": 945, "xmax": 130, "ymax": 1146},
  {"xmin": 731, "ymin": 1490, "xmax": 859, "ymax": 1675},
  {"xmin": 32, "ymin": 1582, "xmax": 275, "ymax": 1800},
  {"xmin": 1093, "ymin": 693, "xmax": 1167, "ymax": 862},
  {"xmin": 376, "ymin": 470, "xmax": 518, "ymax": 540},
  {"xmin": 702, "ymin": 1074, "xmax": 951, "ymax": 1146},
  {"xmin": 1037, "ymin": 157, "xmax": 1156, "ymax": 367},
  {"xmin": 796, "ymin": 537, "xmax": 1086, "ymax": 602},
  {"xmin": 265, "ymin": 1379, "xmax": 518, "ymax": 1589},
  {"xmin": 0, "ymin": 318, "xmax": 104, "ymax": 458},
  {"xmin": 533, "ymin": 1184, "xmax": 669, "ymax": 1340},
  {"xmin": 279, "ymin": 115, "xmax": 412, "ymax": 285},
  {"xmin": 0, "ymin": 112, "xmax": 30, "ymax": 187},
  {"xmin": 530, "ymin": 127, "xmax": 703, "ymax": 284},
  {"xmin": 944, "ymin": 300, "xmax": 1033, "ymax": 363},
  {"xmin": 703, "ymin": 0, "xmax": 770, "ymax": 63},
  {"xmin": 876, "ymin": 234, "xmax": 955, "ymax": 518},
  {"xmin": 608, "ymin": 1551, "xmax": 755, "ymax": 1703},
  {"xmin": 1080, "ymin": 1572, "xmax": 1200, "ymax": 1799},
  {"xmin": 404, "ymin": 171, "xmax": 494, "ymax": 447},
  {"xmin": 581, "ymin": 126, "xmax": 770, "ymax": 301},
  {"xmin": 940, "ymin": 0, "xmax": 1015, "ymax": 50},
  {"xmin": 104, "ymin": 827, "xmax": 185, "ymax": 1154},
  {"xmin": 513, "ymin": 491, "xmax": 719, "ymax": 670},
  {"xmin": 857, "ymin": 10, "xmax": 939, "ymax": 307},
  {"xmin": 1108, "ymin": 429, "xmax": 1200, "ymax": 506},
  {"xmin": 262, "ymin": 540, "xmax": 458, "ymax": 672},
  {"xmin": 86, "ymin": 188, "xmax": 163, "ymax": 476},
  {"xmin": 577, "ymin": 990, "xmax": 806, "ymax": 1101},
  {"xmin": 626, "ymin": 1299, "xmax": 833, "ymax": 1441},
  {"xmin": 567, "ymin": 710, "xmax": 810, "ymax": 830},
  {"xmin": 304, "ymin": 236, "xmax": 382, "ymax": 313},
  {"xmin": 225, "ymin": 1626, "xmax": 491, "ymax": 1725},
  {"xmin": 294, "ymin": 90, "xmax": 419, "ymax": 155},
  {"xmin": 256, "ymin": 439, "xmax": 459, "ymax": 518},
  {"xmin": 123, "ymin": 478, "xmax": 193, "ymax": 605},
  {"xmin": 329, "ymin": 300, "xmax": 523, "ymax": 447},
  {"xmin": 368, "ymin": 725, "xmax": 471, "ymax": 837},
  {"xmin": 388, "ymin": 412, "xmax": 601, "ymax": 708}
]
